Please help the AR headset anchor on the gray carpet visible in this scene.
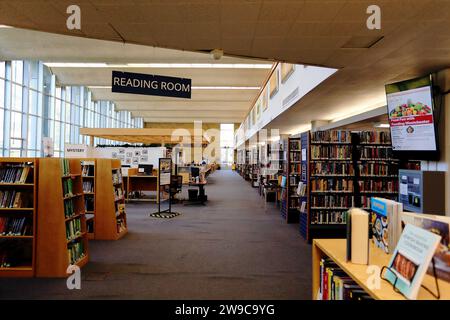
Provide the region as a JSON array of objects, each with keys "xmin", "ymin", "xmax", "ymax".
[{"xmin": 0, "ymin": 170, "xmax": 312, "ymax": 299}]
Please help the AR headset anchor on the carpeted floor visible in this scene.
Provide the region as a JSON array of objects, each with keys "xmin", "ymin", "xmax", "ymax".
[{"xmin": 0, "ymin": 170, "xmax": 312, "ymax": 299}]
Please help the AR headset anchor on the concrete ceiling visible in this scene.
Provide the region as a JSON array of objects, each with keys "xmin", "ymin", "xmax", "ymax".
[
  {"xmin": 1, "ymin": 0, "xmax": 450, "ymax": 133},
  {"xmin": 0, "ymin": 27, "xmax": 272, "ymax": 123}
]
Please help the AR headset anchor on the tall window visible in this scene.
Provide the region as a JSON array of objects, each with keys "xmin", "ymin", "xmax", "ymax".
[
  {"xmin": 0, "ymin": 60, "xmax": 144, "ymax": 157},
  {"xmin": 220, "ymin": 124, "xmax": 234, "ymax": 167}
]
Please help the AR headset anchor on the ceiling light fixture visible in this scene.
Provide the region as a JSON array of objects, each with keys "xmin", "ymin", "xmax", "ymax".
[
  {"xmin": 44, "ymin": 62, "xmax": 273, "ymax": 69},
  {"xmin": 374, "ymin": 123, "xmax": 390, "ymax": 128}
]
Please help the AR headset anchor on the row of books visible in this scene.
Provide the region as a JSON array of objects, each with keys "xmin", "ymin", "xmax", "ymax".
[
  {"xmin": 319, "ymin": 257, "xmax": 372, "ymax": 300},
  {"xmin": 83, "ymin": 180, "xmax": 94, "ymax": 193},
  {"xmin": 86, "ymin": 219, "xmax": 94, "ymax": 233},
  {"xmin": 114, "ymin": 187, "xmax": 124, "ymax": 201},
  {"xmin": 64, "ymin": 199, "xmax": 76, "ymax": 219},
  {"xmin": 359, "ymin": 130, "xmax": 391, "ymax": 145},
  {"xmin": 358, "ymin": 180, "xmax": 398, "ymax": 193},
  {"xmin": 0, "ymin": 217, "xmax": 32, "ymax": 236},
  {"xmin": 311, "ymin": 195, "xmax": 354, "ymax": 208},
  {"xmin": 81, "ymin": 164, "xmax": 95, "ymax": 177},
  {"xmin": 311, "ymin": 145, "xmax": 351, "ymax": 160},
  {"xmin": 0, "ymin": 191, "xmax": 31, "ymax": 208},
  {"xmin": 360, "ymin": 146, "xmax": 394, "ymax": 159},
  {"xmin": 289, "ymin": 140, "xmax": 301, "ymax": 150},
  {"xmin": 311, "ymin": 162, "xmax": 354, "ymax": 176},
  {"xmin": 358, "ymin": 163, "xmax": 399, "ymax": 176},
  {"xmin": 60, "ymin": 159, "xmax": 70, "ymax": 176},
  {"xmin": 116, "ymin": 217, "xmax": 126, "ymax": 234},
  {"xmin": 0, "ymin": 166, "xmax": 32, "ymax": 184},
  {"xmin": 289, "ymin": 175, "xmax": 301, "ymax": 186},
  {"xmin": 289, "ymin": 152, "xmax": 301, "ymax": 162},
  {"xmin": 112, "ymin": 171, "xmax": 123, "ymax": 185},
  {"xmin": 311, "ymin": 211, "xmax": 347, "ymax": 225},
  {"xmin": 310, "ymin": 178, "xmax": 353, "ymax": 192},
  {"xmin": 62, "ymin": 179, "xmax": 74, "ymax": 197},
  {"xmin": 66, "ymin": 218, "xmax": 82, "ymax": 241},
  {"xmin": 311, "ymin": 130, "xmax": 351, "ymax": 143},
  {"xmin": 289, "ymin": 163, "xmax": 301, "ymax": 173},
  {"xmin": 67, "ymin": 240, "xmax": 85, "ymax": 265}
]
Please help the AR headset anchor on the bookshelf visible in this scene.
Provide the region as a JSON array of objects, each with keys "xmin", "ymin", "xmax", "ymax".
[
  {"xmin": 301, "ymin": 129, "xmax": 419, "ymax": 242},
  {"xmin": 0, "ymin": 158, "xmax": 37, "ymax": 277},
  {"xmin": 94, "ymin": 159, "xmax": 127, "ymax": 240},
  {"xmin": 312, "ymin": 239, "xmax": 450, "ymax": 300},
  {"xmin": 81, "ymin": 160, "xmax": 96, "ymax": 239},
  {"xmin": 36, "ymin": 158, "xmax": 89, "ymax": 277},
  {"xmin": 280, "ymin": 137, "xmax": 301, "ymax": 223}
]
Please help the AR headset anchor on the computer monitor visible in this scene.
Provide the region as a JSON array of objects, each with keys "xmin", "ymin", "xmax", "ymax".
[
  {"xmin": 191, "ymin": 167, "xmax": 200, "ymax": 178},
  {"xmin": 138, "ymin": 164, "xmax": 153, "ymax": 176}
]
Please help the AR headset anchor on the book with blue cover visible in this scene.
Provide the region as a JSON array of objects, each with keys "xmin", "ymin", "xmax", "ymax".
[{"xmin": 384, "ymin": 224, "xmax": 441, "ymax": 299}]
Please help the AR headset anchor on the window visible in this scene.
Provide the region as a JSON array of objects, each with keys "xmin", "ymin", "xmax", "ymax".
[
  {"xmin": 220, "ymin": 124, "xmax": 234, "ymax": 166},
  {"xmin": 0, "ymin": 60, "xmax": 144, "ymax": 156}
]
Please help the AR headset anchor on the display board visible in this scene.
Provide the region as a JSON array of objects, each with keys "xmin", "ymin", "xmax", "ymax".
[
  {"xmin": 95, "ymin": 147, "xmax": 166, "ymax": 168},
  {"xmin": 158, "ymin": 158, "xmax": 172, "ymax": 213}
]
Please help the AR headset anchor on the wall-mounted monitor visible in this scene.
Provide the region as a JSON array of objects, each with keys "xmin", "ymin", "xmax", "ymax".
[{"xmin": 385, "ymin": 75, "xmax": 439, "ymax": 160}]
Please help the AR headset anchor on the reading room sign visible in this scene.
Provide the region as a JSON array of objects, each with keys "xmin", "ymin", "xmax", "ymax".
[{"xmin": 111, "ymin": 71, "xmax": 192, "ymax": 99}]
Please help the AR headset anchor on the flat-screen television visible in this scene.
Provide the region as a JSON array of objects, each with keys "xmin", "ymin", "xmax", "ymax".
[{"xmin": 385, "ymin": 75, "xmax": 439, "ymax": 160}]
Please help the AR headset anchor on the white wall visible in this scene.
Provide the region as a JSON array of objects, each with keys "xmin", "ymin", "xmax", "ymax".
[{"xmin": 235, "ymin": 63, "xmax": 337, "ymax": 147}]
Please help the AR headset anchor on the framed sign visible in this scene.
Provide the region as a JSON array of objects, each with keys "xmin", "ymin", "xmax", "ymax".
[
  {"xmin": 269, "ymin": 68, "xmax": 279, "ymax": 98},
  {"xmin": 281, "ymin": 63, "xmax": 295, "ymax": 83}
]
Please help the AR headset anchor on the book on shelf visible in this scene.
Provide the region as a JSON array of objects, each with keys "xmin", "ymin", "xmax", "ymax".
[
  {"xmin": 112, "ymin": 170, "xmax": 123, "ymax": 185},
  {"xmin": 311, "ymin": 162, "xmax": 354, "ymax": 176},
  {"xmin": 66, "ymin": 218, "xmax": 82, "ymax": 241},
  {"xmin": 311, "ymin": 145, "xmax": 351, "ymax": 160},
  {"xmin": 312, "ymin": 130, "xmax": 351, "ymax": 143},
  {"xmin": 83, "ymin": 180, "xmax": 94, "ymax": 193},
  {"xmin": 311, "ymin": 195, "xmax": 354, "ymax": 208},
  {"xmin": 81, "ymin": 164, "xmax": 95, "ymax": 177},
  {"xmin": 62, "ymin": 179, "xmax": 74, "ymax": 197},
  {"xmin": 401, "ymin": 212, "xmax": 450, "ymax": 282},
  {"xmin": 384, "ymin": 224, "xmax": 441, "ymax": 300},
  {"xmin": 359, "ymin": 131, "xmax": 391, "ymax": 145},
  {"xmin": 296, "ymin": 182, "xmax": 306, "ymax": 196},
  {"xmin": 370, "ymin": 197, "xmax": 403, "ymax": 254},
  {"xmin": 0, "ymin": 216, "xmax": 32, "ymax": 236},
  {"xmin": 311, "ymin": 211, "xmax": 347, "ymax": 225},
  {"xmin": 0, "ymin": 191, "xmax": 32, "ymax": 208},
  {"xmin": 0, "ymin": 165, "xmax": 32, "ymax": 184},
  {"xmin": 67, "ymin": 240, "xmax": 85, "ymax": 265},
  {"xmin": 60, "ymin": 159, "xmax": 70, "ymax": 177},
  {"xmin": 346, "ymin": 208, "xmax": 369, "ymax": 265},
  {"xmin": 64, "ymin": 199, "xmax": 75, "ymax": 218},
  {"xmin": 319, "ymin": 257, "xmax": 371, "ymax": 300},
  {"xmin": 311, "ymin": 178, "xmax": 353, "ymax": 192}
]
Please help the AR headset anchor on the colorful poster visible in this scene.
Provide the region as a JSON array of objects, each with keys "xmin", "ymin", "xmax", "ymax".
[{"xmin": 386, "ymin": 76, "xmax": 437, "ymax": 151}]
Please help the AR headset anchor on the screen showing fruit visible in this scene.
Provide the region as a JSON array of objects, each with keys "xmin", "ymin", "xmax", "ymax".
[{"xmin": 389, "ymin": 102, "xmax": 432, "ymax": 118}]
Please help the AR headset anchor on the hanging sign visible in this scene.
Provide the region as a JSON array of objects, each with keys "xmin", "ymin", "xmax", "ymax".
[{"xmin": 112, "ymin": 71, "xmax": 192, "ymax": 99}]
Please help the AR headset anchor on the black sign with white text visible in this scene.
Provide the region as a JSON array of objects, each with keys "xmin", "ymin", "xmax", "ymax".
[{"xmin": 111, "ymin": 71, "xmax": 192, "ymax": 99}]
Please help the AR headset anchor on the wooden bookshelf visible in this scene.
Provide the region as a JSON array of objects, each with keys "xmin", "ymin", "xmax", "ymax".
[
  {"xmin": 312, "ymin": 239, "xmax": 450, "ymax": 300},
  {"xmin": 81, "ymin": 159, "xmax": 96, "ymax": 240},
  {"xmin": 36, "ymin": 158, "xmax": 88, "ymax": 277},
  {"xmin": 95, "ymin": 159, "xmax": 127, "ymax": 240},
  {"xmin": 0, "ymin": 157, "xmax": 37, "ymax": 277}
]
